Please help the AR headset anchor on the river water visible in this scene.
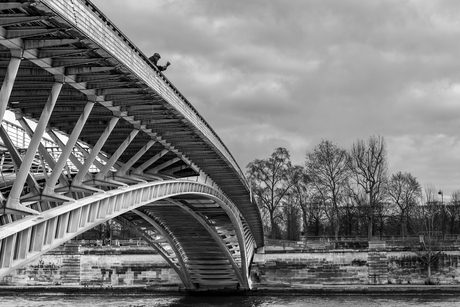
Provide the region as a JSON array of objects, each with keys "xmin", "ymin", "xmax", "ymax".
[{"xmin": 1, "ymin": 295, "xmax": 460, "ymax": 307}]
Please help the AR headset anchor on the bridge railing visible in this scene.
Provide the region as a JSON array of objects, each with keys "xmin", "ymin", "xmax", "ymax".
[
  {"xmin": 0, "ymin": 119, "xmax": 104, "ymax": 174},
  {"xmin": 1, "ymin": 120, "xmax": 54, "ymax": 150},
  {"xmin": 266, "ymin": 234, "xmax": 460, "ymax": 248}
]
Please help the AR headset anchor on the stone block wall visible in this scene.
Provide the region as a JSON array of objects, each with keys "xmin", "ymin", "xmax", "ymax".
[
  {"xmin": 5, "ymin": 241, "xmax": 460, "ymax": 287},
  {"xmin": 2, "ymin": 244, "xmax": 180, "ymax": 286},
  {"xmin": 387, "ymin": 251, "xmax": 460, "ymax": 285},
  {"xmin": 251, "ymin": 242, "xmax": 460, "ymax": 286},
  {"xmin": 80, "ymin": 253, "xmax": 180, "ymax": 286},
  {"xmin": 6, "ymin": 243, "xmax": 81, "ymax": 286},
  {"xmin": 252, "ymin": 251, "xmax": 368, "ymax": 285},
  {"xmin": 368, "ymin": 241, "xmax": 388, "ymax": 285}
]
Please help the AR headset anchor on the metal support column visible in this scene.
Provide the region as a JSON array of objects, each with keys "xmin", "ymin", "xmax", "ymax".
[
  {"xmin": 4, "ymin": 79, "xmax": 63, "ymax": 214},
  {"xmin": 71, "ymin": 116, "xmax": 119, "ymax": 191},
  {"xmin": 0, "ymin": 49, "xmax": 21, "ymax": 122},
  {"xmin": 44, "ymin": 101, "xmax": 94, "ymax": 194},
  {"xmin": 133, "ymin": 149, "xmax": 168, "ymax": 175},
  {"xmin": 16, "ymin": 116, "xmax": 74, "ymax": 203},
  {"xmin": 47, "ymin": 129, "xmax": 84, "ymax": 172},
  {"xmin": 88, "ymin": 129, "xmax": 139, "ymax": 187},
  {"xmin": 113, "ymin": 139, "xmax": 156, "ymax": 183}
]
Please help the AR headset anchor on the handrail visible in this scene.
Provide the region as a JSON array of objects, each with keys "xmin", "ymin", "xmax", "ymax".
[
  {"xmin": 266, "ymin": 234, "xmax": 460, "ymax": 246},
  {"xmin": 0, "ymin": 119, "xmax": 100, "ymax": 173},
  {"xmin": 1, "ymin": 120, "xmax": 55, "ymax": 149}
]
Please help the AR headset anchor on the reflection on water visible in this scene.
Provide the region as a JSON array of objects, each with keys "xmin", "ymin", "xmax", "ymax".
[{"xmin": 1, "ymin": 295, "xmax": 460, "ymax": 307}]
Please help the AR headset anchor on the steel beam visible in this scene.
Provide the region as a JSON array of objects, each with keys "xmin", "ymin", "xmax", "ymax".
[
  {"xmin": 45, "ymin": 101, "xmax": 95, "ymax": 192},
  {"xmin": 0, "ymin": 49, "xmax": 22, "ymax": 123},
  {"xmin": 133, "ymin": 149, "xmax": 168, "ymax": 175},
  {"xmin": 96, "ymin": 129, "xmax": 139, "ymax": 180},
  {"xmin": 15, "ymin": 116, "xmax": 74, "ymax": 203},
  {"xmin": 72, "ymin": 116, "xmax": 119, "ymax": 188},
  {"xmin": 147, "ymin": 157, "xmax": 181, "ymax": 174},
  {"xmin": 5, "ymin": 79, "xmax": 63, "ymax": 214}
]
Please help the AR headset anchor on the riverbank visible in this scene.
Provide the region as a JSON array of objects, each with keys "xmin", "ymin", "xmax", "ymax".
[
  {"xmin": 251, "ymin": 284, "xmax": 460, "ymax": 296},
  {"xmin": 4, "ymin": 242, "xmax": 460, "ymax": 290},
  {"xmin": 1, "ymin": 284, "xmax": 460, "ymax": 296}
]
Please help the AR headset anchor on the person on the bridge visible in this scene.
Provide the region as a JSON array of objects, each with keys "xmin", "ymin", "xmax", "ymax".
[{"xmin": 149, "ymin": 53, "xmax": 170, "ymax": 71}]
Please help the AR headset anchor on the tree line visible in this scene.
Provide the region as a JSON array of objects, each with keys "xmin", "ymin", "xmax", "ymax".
[{"xmin": 246, "ymin": 135, "xmax": 460, "ymax": 241}]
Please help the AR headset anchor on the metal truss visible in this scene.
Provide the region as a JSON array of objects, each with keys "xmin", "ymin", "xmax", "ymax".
[{"xmin": 0, "ymin": 0, "xmax": 262, "ymax": 290}]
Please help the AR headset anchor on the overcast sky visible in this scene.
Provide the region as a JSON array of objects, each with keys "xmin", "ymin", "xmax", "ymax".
[{"xmin": 91, "ymin": 0, "xmax": 460, "ymax": 198}]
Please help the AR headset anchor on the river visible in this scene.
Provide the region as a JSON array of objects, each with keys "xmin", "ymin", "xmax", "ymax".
[{"xmin": 1, "ymin": 295, "xmax": 460, "ymax": 307}]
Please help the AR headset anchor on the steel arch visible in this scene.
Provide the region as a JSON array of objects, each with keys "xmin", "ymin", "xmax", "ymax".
[{"xmin": 0, "ymin": 180, "xmax": 255, "ymax": 290}]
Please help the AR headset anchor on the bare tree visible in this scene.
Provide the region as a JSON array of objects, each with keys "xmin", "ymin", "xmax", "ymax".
[
  {"xmin": 283, "ymin": 197, "xmax": 302, "ymax": 241},
  {"xmin": 346, "ymin": 181, "xmax": 369, "ymax": 236},
  {"xmin": 286, "ymin": 165, "xmax": 310, "ymax": 241},
  {"xmin": 306, "ymin": 193, "xmax": 327, "ymax": 237},
  {"xmin": 387, "ymin": 172, "xmax": 421, "ymax": 237},
  {"xmin": 306, "ymin": 139, "xmax": 349, "ymax": 240},
  {"xmin": 447, "ymin": 190, "xmax": 460, "ymax": 234},
  {"xmin": 410, "ymin": 183, "xmax": 443, "ymax": 281},
  {"xmin": 246, "ymin": 147, "xmax": 296, "ymax": 238},
  {"xmin": 348, "ymin": 135, "xmax": 388, "ymax": 240},
  {"xmin": 342, "ymin": 195, "xmax": 358, "ymax": 236}
]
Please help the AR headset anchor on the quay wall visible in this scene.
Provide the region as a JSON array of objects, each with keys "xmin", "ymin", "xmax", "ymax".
[
  {"xmin": 251, "ymin": 250, "xmax": 369, "ymax": 285},
  {"xmin": 252, "ymin": 240, "xmax": 460, "ymax": 286},
  {"xmin": 2, "ymin": 241, "xmax": 460, "ymax": 287},
  {"xmin": 1, "ymin": 243, "xmax": 181, "ymax": 287}
]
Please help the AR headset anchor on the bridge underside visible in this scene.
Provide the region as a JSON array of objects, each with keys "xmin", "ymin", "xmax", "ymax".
[
  {"xmin": 0, "ymin": 0, "xmax": 263, "ymax": 245},
  {"xmin": 0, "ymin": 181, "xmax": 255, "ymax": 290},
  {"xmin": 126, "ymin": 196, "xmax": 243, "ymax": 288},
  {"xmin": 0, "ymin": 0, "xmax": 263, "ymax": 291}
]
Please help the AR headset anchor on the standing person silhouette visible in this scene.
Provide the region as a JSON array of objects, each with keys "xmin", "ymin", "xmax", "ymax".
[{"xmin": 149, "ymin": 53, "xmax": 170, "ymax": 71}]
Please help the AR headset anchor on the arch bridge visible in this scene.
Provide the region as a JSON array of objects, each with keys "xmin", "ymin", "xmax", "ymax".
[{"xmin": 0, "ymin": 0, "xmax": 263, "ymax": 290}]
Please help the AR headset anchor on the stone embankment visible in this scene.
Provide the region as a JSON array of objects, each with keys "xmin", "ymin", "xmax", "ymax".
[
  {"xmin": 1, "ymin": 243, "xmax": 180, "ymax": 287},
  {"xmin": 253, "ymin": 239, "xmax": 460, "ymax": 287},
  {"xmin": 2, "ymin": 239, "xmax": 460, "ymax": 288}
]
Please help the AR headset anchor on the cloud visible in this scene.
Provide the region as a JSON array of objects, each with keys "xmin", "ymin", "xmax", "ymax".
[
  {"xmin": 388, "ymin": 134, "xmax": 460, "ymax": 197},
  {"xmin": 92, "ymin": 0, "xmax": 460, "ymax": 196}
]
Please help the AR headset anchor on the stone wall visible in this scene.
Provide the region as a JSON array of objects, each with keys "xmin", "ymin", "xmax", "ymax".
[
  {"xmin": 2, "ymin": 243, "xmax": 181, "ymax": 286},
  {"xmin": 5, "ymin": 243, "xmax": 81, "ymax": 286},
  {"xmin": 368, "ymin": 241, "xmax": 388, "ymax": 284},
  {"xmin": 80, "ymin": 253, "xmax": 180, "ymax": 286},
  {"xmin": 250, "ymin": 242, "xmax": 460, "ymax": 287},
  {"xmin": 387, "ymin": 251, "xmax": 460, "ymax": 285},
  {"xmin": 4, "ymin": 241, "xmax": 460, "ymax": 287},
  {"xmin": 252, "ymin": 250, "xmax": 368, "ymax": 285}
]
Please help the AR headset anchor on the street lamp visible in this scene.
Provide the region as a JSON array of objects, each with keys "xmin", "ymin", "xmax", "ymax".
[{"xmin": 438, "ymin": 190, "xmax": 445, "ymax": 238}]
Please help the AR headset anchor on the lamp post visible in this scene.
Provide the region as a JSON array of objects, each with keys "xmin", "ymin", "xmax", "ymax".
[{"xmin": 438, "ymin": 190, "xmax": 445, "ymax": 238}]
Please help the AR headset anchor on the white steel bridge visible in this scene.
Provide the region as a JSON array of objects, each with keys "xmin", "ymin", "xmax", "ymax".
[{"xmin": 0, "ymin": 0, "xmax": 263, "ymax": 290}]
